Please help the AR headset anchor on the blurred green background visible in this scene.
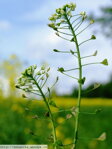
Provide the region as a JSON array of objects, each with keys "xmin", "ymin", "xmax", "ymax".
[
  {"xmin": 0, "ymin": 96, "xmax": 112, "ymax": 149},
  {"xmin": 0, "ymin": 0, "xmax": 112, "ymax": 149}
]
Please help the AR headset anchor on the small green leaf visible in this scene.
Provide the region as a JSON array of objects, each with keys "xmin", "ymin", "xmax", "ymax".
[
  {"xmin": 91, "ymin": 35, "xmax": 96, "ymax": 40},
  {"xmin": 97, "ymin": 132, "xmax": 106, "ymax": 141},
  {"xmin": 101, "ymin": 59, "xmax": 108, "ymax": 66},
  {"xmin": 78, "ymin": 77, "xmax": 86, "ymax": 84},
  {"xmin": 49, "ymin": 100, "xmax": 57, "ymax": 108},
  {"xmin": 58, "ymin": 67, "xmax": 64, "ymax": 73}
]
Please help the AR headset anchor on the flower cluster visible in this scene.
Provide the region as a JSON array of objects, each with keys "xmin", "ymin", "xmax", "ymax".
[
  {"xmin": 15, "ymin": 65, "xmax": 50, "ymax": 93},
  {"xmin": 48, "ymin": 3, "xmax": 76, "ymax": 30},
  {"xmin": 48, "ymin": 2, "xmax": 93, "ymax": 37}
]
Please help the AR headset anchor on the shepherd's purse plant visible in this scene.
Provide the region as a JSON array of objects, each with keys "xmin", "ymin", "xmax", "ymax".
[
  {"xmin": 15, "ymin": 65, "xmax": 59, "ymax": 149},
  {"xmin": 15, "ymin": 2, "xmax": 108, "ymax": 149},
  {"xmin": 48, "ymin": 2, "xmax": 108, "ymax": 149}
]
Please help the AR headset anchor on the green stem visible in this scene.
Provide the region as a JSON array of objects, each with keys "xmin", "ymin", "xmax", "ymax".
[
  {"xmin": 62, "ymin": 72, "xmax": 78, "ymax": 80},
  {"xmin": 64, "ymin": 67, "xmax": 79, "ymax": 72},
  {"xmin": 57, "ymin": 30, "xmax": 73, "ymax": 36},
  {"xmin": 82, "ymin": 62, "xmax": 100, "ymax": 67},
  {"xmin": 65, "ymin": 14, "xmax": 82, "ymax": 149},
  {"xmin": 32, "ymin": 77, "xmax": 57, "ymax": 149}
]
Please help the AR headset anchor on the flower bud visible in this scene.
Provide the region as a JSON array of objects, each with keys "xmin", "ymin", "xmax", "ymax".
[
  {"xmin": 27, "ymin": 69, "xmax": 32, "ymax": 75},
  {"xmin": 41, "ymin": 70, "xmax": 45, "ymax": 74},
  {"xmin": 60, "ymin": 9, "xmax": 65, "ymax": 15},
  {"xmin": 36, "ymin": 71, "xmax": 41, "ymax": 75},
  {"xmin": 40, "ymin": 77, "xmax": 44, "ymax": 80},
  {"xmin": 56, "ymin": 8, "xmax": 61, "ymax": 14},
  {"xmin": 15, "ymin": 85, "xmax": 20, "ymax": 89},
  {"xmin": 46, "ymin": 73, "xmax": 49, "ymax": 78},
  {"xmin": 60, "ymin": 20, "xmax": 65, "ymax": 23},
  {"xmin": 47, "ymin": 67, "xmax": 50, "ymax": 72},
  {"xmin": 33, "ymin": 64, "xmax": 37, "ymax": 69},
  {"xmin": 80, "ymin": 11, "xmax": 86, "ymax": 16},
  {"xmin": 90, "ymin": 19, "xmax": 95, "ymax": 24},
  {"xmin": 20, "ymin": 82, "xmax": 25, "ymax": 86},
  {"xmin": 48, "ymin": 23, "xmax": 57, "ymax": 31},
  {"xmin": 70, "ymin": 2, "xmax": 76, "ymax": 11},
  {"xmin": 22, "ymin": 94, "xmax": 27, "ymax": 98},
  {"xmin": 53, "ymin": 49, "xmax": 60, "ymax": 52},
  {"xmin": 67, "ymin": 11, "xmax": 72, "ymax": 17},
  {"xmin": 41, "ymin": 66, "xmax": 45, "ymax": 70}
]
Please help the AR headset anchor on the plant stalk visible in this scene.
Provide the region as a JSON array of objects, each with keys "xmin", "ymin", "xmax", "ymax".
[
  {"xmin": 33, "ymin": 77, "xmax": 57, "ymax": 149},
  {"xmin": 65, "ymin": 14, "xmax": 82, "ymax": 149}
]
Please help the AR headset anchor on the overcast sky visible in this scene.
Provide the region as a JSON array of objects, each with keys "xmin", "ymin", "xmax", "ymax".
[{"xmin": 0, "ymin": 0, "xmax": 112, "ymax": 94}]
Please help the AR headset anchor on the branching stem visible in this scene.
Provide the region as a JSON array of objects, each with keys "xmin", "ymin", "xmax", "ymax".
[
  {"xmin": 62, "ymin": 72, "xmax": 78, "ymax": 80},
  {"xmin": 32, "ymin": 77, "xmax": 57, "ymax": 149},
  {"xmin": 65, "ymin": 13, "xmax": 82, "ymax": 149},
  {"xmin": 64, "ymin": 67, "xmax": 79, "ymax": 72},
  {"xmin": 57, "ymin": 30, "xmax": 73, "ymax": 36},
  {"xmin": 79, "ymin": 39, "xmax": 91, "ymax": 46},
  {"xmin": 76, "ymin": 24, "xmax": 91, "ymax": 36},
  {"xmin": 82, "ymin": 62, "xmax": 100, "ymax": 67}
]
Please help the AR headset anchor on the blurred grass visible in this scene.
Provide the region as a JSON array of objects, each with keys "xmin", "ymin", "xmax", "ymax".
[{"xmin": 0, "ymin": 97, "xmax": 112, "ymax": 149}]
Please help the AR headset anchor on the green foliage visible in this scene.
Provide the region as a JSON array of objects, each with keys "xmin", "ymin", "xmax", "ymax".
[
  {"xmin": 15, "ymin": 65, "xmax": 51, "ymax": 95},
  {"xmin": 0, "ymin": 97, "xmax": 111, "ymax": 149}
]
